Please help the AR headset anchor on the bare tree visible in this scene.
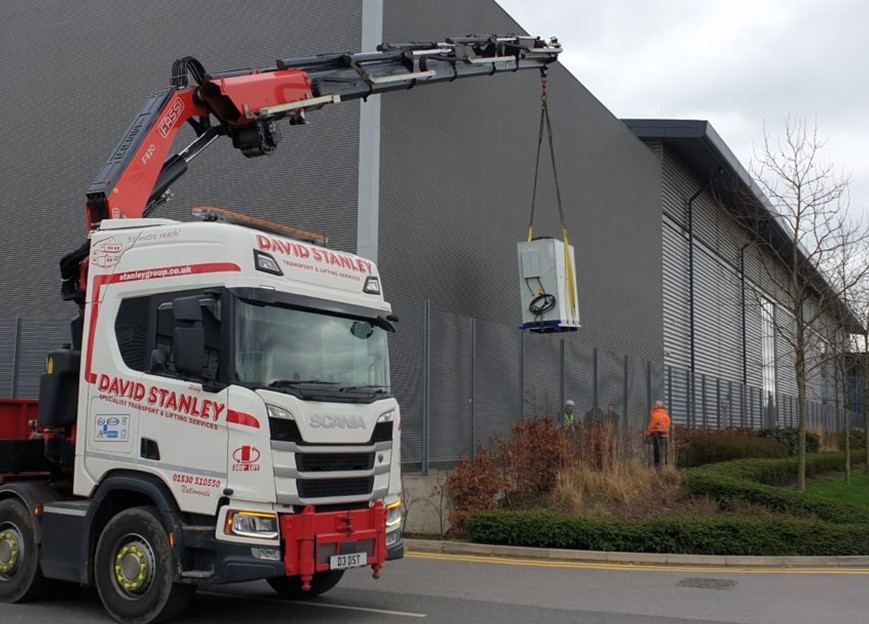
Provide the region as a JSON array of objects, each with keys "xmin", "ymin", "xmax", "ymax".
[
  {"xmin": 851, "ymin": 272, "xmax": 869, "ymax": 475},
  {"xmin": 820, "ymin": 213, "xmax": 869, "ymax": 485},
  {"xmin": 745, "ymin": 116, "xmax": 865, "ymax": 492}
]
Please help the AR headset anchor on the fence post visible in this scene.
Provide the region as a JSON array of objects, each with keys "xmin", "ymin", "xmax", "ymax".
[
  {"xmin": 687, "ymin": 368, "xmax": 693, "ymax": 428},
  {"xmin": 716, "ymin": 378, "xmax": 721, "ymax": 429},
  {"xmin": 623, "ymin": 355, "xmax": 630, "ymax": 432},
  {"xmin": 751, "ymin": 388, "xmax": 760, "ymax": 426},
  {"xmin": 519, "ymin": 330, "xmax": 525, "ymax": 420},
  {"xmin": 559, "ymin": 338, "xmax": 565, "ymax": 424},
  {"xmin": 592, "ymin": 347, "xmax": 598, "ymax": 412},
  {"xmin": 666, "ymin": 366, "xmax": 672, "ymax": 420},
  {"xmin": 646, "ymin": 360, "xmax": 652, "ymax": 413},
  {"xmin": 701, "ymin": 373, "xmax": 707, "ymax": 429},
  {"xmin": 470, "ymin": 317, "xmax": 476, "ymax": 461},
  {"xmin": 10, "ymin": 317, "xmax": 22, "ymax": 398},
  {"xmin": 422, "ymin": 299, "xmax": 430, "ymax": 475}
]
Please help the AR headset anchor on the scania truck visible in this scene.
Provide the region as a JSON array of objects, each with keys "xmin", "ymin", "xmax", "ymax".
[{"xmin": 0, "ymin": 35, "xmax": 561, "ymax": 623}]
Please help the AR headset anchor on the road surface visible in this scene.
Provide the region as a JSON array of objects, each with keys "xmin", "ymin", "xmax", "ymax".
[{"xmin": 5, "ymin": 551, "xmax": 868, "ymax": 623}]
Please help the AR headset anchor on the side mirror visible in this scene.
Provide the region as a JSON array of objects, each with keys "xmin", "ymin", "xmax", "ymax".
[
  {"xmin": 149, "ymin": 348, "xmax": 168, "ymax": 374},
  {"xmin": 351, "ymin": 321, "xmax": 374, "ymax": 339},
  {"xmin": 173, "ymin": 326, "xmax": 204, "ymax": 378}
]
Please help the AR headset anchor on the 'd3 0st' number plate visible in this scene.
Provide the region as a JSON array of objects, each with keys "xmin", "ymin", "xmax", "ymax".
[{"xmin": 330, "ymin": 552, "xmax": 367, "ymax": 570}]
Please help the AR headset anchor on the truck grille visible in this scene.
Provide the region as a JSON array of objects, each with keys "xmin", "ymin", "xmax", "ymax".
[
  {"xmin": 298, "ymin": 477, "xmax": 373, "ymax": 499},
  {"xmin": 269, "ymin": 418, "xmax": 393, "ymax": 445},
  {"xmin": 296, "ymin": 452, "xmax": 375, "ymax": 472},
  {"xmin": 270, "ymin": 417, "xmax": 392, "ymax": 502}
]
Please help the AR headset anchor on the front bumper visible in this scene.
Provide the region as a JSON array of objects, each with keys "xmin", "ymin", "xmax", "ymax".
[
  {"xmin": 280, "ymin": 503, "xmax": 388, "ymax": 590},
  {"xmin": 180, "ymin": 503, "xmax": 400, "ymax": 586},
  {"xmin": 387, "ymin": 529, "xmax": 405, "ymax": 560}
]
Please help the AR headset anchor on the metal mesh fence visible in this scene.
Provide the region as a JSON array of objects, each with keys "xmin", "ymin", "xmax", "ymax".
[
  {"xmin": 0, "ymin": 311, "xmax": 858, "ymax": 472},
  {"xmin": 667, "ymin": 364, "xmax": 855, "ymax": 436}
]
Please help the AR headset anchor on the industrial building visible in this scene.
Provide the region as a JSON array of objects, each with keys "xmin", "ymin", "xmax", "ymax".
[{"xmin": 0, "ymin": 0, "xmax": 856, "ymax": 467}]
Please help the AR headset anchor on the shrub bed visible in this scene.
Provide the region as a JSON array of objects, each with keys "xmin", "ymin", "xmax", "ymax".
[
  {"xmin": 465, "ymin": 510, "xmax": 869, "ymax": 556},
  {"xmin": 758, "ymin": 428, "xmax": 820, "ymax": 455},
  {"xmin": 679, "ymin": 435, "xmax": 789, "ymax": 467},
  {"xmin": 684, "ymin": 451, "xmax": 869, "ymax": 524},
  {"xmin": 672, "ymin": 426, "xmax": 757, "ymax": 467}
]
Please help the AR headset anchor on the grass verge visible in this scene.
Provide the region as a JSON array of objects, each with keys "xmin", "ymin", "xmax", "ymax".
[{"xmin": 806, "ymin": 471, "xmax": 869, "ymax": 510}]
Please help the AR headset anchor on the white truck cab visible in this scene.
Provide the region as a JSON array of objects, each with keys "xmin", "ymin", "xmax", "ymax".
[{"xmin": 78, "ymin": 218, "xmax": 402, "ymax": 526}]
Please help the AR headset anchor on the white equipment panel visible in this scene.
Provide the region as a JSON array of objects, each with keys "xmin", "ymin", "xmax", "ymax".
[{"xmin": 517, "ymin": 238, "xmax": 579, "ymax": 332}]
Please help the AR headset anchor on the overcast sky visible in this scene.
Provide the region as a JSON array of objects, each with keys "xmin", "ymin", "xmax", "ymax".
[{"xmin": 497, "ymin": 0, "xmax": 869, "ymax": 222}]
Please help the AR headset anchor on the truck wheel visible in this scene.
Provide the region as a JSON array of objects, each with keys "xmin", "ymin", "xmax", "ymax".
[
  {"xmin": 0, "ymin": 498, "xmax": 46, "ymax": 603},
  {"xmin": 94, "ymin": 506, "xmax": 193, "ymax": 624},
  {"xmin": 267, "ymin": 569, "xmax": 345, "ymax": 599}
]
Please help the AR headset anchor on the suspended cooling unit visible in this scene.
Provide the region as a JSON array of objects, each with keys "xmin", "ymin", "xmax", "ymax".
[{"xmin": 518, "ymin": 237, "xmax": 579, "ymax": 333}]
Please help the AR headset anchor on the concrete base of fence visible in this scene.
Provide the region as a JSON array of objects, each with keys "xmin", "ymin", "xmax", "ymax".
[
  {"xmin": 402, "ymin": 473, "xmax": 452, "ymax": 537},
  {"xmin": 405, "ymin": 538, "xmax": 869, "ymax": 568}
]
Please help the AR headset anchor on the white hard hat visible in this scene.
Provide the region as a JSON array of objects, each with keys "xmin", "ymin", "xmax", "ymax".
[{"xmin": 565, "ymin": 399, "xmax": 575, "ymax": 406}]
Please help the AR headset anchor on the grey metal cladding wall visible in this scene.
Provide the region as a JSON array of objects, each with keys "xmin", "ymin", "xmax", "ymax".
[
  {"xmin": 693, "ymin": 244, "xmax": 743, "ymax": 382},
  {"xmin": 666, "ymin": 366, "xmax": 690, "ymax": 426},
  {"xmin": 0, "ymin": 0, "xmax": 361, "ymax": 319},
  {"xmin": 475, "ymin": 318, "xmax": 522, "ymax": 447},
  {"xmin": 744, "ymin": 291, "xmax": 764, "ymax": 388},
  {"xmin": 429, "ymin": 309, "xmax": 474, "ymax": 463},
  {"xmin": 523, "ymin": 335, "xmax": 562, "ymax": 418},
  {"xmin": 0, "ymin": 320, "xmax": 17, "ymax": 396},
  {"xmin": 17, "ymin": 319, "xmax": 70, "ymax": 399},
  {"xmin": 379, "ymin": 0, "xmax": 664, "ymax": 363},
  {"xmin": 662, "ymin": 219, "xmax": 690, "ymax": 370},
  {"xmin": 776, "ymin": 311, "xmax": 799, "ymax": 397},
  {"xmin": 388, "ymin": 298, "xmax": 426, "ymax": 464},
  {"xmin": 660, "ymin": 148, "xmax": 746, "ymax": 384},
  {"xmin": 660, "ymin": 149, "xmax": 689, "ymax": 225},
  {"xmin": 563, "ymin": 341, "xmax": 594, "ymax": 415}
]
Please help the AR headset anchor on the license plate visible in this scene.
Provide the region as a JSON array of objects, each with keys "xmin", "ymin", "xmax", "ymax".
[{"xmin": 330, "ymin": 552, "xmax": 367, "ymax": 570}]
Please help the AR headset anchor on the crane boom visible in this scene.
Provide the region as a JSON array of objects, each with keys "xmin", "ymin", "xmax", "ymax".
[{"xmin": 62, "ymin": 34, "xmax": 561, "ymax": 301}]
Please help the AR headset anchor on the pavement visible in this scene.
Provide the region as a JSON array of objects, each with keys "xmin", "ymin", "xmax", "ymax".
[{"xmin": 405, "ymin": 537, "xmax": 869, "ymax": 568}]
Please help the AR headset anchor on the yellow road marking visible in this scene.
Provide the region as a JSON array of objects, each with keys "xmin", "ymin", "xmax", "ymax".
[{"xmin": 407, "ymin": 550, "xmax": 869, "ymax": 575}]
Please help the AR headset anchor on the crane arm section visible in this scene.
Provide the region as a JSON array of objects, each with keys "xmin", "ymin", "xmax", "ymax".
[{"xmin": 84, "ymin": 35, "xmax": 561, "ymax": 230}]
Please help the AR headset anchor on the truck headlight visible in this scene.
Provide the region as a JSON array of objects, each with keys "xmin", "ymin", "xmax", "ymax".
[
  {"xmin": 225, "ymin": 511, "xmax": 279, "ymax": 539},
  {"xmin": 267, "ymin": 404, "xmax": 294, "ymax": 420},
  {"xmin": 386, "ymin": 500, "xmax": 403, "ymax": 528}
]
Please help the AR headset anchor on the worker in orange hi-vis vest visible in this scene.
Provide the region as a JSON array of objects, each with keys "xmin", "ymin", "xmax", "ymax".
[{"xmin": 645, "ymin": 400, "xmax": 672, "ymax": 472}]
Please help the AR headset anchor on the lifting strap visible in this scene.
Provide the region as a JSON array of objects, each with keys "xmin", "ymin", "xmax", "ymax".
[{"xmin": 526, "ymin": 68, "xmax": 578, "ymax": 320}]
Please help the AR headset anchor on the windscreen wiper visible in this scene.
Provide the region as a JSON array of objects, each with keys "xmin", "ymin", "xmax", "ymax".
[{"xmin": 340, "ymin": 385, "xmax": 388, "ymax": 393}]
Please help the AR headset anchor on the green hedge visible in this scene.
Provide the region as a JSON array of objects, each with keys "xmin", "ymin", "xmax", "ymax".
[
  {"xmin": 684, "ymin": 451, "xmax": 869, "ymax": 524},
  {"xmin": 465, "ymin": 510, "xmax": 869, "ymax": 556},
  {"xmin": 690, "ymin": 451, "xmax": 867, "ymax": 486},
  {"xmin": 680, "ymin": 436, "xmax": 789, "ymax": 468}
]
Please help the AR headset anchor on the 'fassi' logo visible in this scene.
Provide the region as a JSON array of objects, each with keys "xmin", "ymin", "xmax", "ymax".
[
  {"xmin": 231, "ymin": 445, "xmax": 261, "ymax": 472},
  {"xmin": 157, "ymin": 97, "xmax": 185, "ymax": 138}
]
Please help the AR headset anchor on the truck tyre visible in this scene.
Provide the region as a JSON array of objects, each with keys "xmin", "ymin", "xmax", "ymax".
[
  {"xmin": 267, "ymin": 569, "xmax": 345, "ymax": 599},
  {"xmin": 0, "ymin": 498, "xmax": 46, "ymax": 603},
  {"xmin": 94, "ymin": 506, "xmax": 193, "ymax": 624}
]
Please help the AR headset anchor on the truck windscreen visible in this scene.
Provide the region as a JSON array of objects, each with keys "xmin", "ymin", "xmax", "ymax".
[{"xmin": 234, "ymin": 298, "xmax": 390, "ymax": 398}]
